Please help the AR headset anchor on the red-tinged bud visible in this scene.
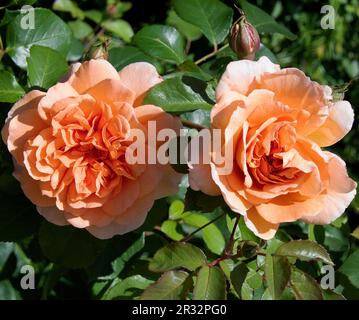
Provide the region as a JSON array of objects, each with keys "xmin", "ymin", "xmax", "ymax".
[{"xmin": 230, "ymin": 17, "xmax": 260, "ymax": 60}]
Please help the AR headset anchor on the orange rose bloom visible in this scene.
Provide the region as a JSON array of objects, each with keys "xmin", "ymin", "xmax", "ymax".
[
  {"xmin": 2, "ymin": 60, "xmax": 182, "ymax": 239},
  {"xmin": 189, "ymin": 57, "xmax": 357, "ymax": 239}
]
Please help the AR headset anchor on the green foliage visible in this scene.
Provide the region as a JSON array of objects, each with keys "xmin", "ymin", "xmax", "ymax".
[
  {"xmin": 6, "ymin": 8, "xmax": 71, "ymax": 68},
  {"xmin": 290, "ymin": 268, "xmax": 323, "ymax": 300},
  {"xmin": 27, "ymin": 45, "xmax": 68, "ymax": 89},
  {"xmin": 276, "ymin": 240, "xmax": 334, "ymax": 265},
  {"xmin": 149, "ymin": 242, "xmax": 207, "ymax": 272},
  {"xmin": 339, "ymin": 250, "xmax": 359, "ymax": 288},
  {"xmin": 133, "ymin": 25, "xmax": 186, "ymax": 64},
  {"xmin": 102, "ymin": 20, "xmax": 133, "ymax": 42},
  {"xmin": 193, "ymin": 266, "xmax": 226, "ymax": 300},
  {"xmin": 183, "ymin": 212, "xmax": 226, "ymax": 255},
  {"xmin": 102, "ymin": 275, "xmax": 154, "ymax": 300},
  {"xmin": 108, "ymin": 46, "xmax": 156, "ymax": 71},
  {"xmin": 140, "ymin": 270, "xmax": 191, "ymax": 300},
  {"xmin": 0, "ymin": 70, "xmax": 24, "ymax": 102},
  {"xmin": 173, "ymin": 0, "xmax": 233, "ymax": 46},
  {"xmin": 143, "ymin": 77, "xmax": 212, "ymax": 112},
  {"xmin": 264, "ymin": 254, "xmax": 291, "ymax": 299},
  {"xmin": 238, "ymin": 0, "xmax": 296, "ymax": 40}
]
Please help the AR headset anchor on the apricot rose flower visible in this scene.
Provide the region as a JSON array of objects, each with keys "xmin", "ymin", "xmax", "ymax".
[
  {"xmin": 1, "ymin": 59, "xmax": 182, "ymax": 239},
  {"xmin": 189, "ymin": 57, "xmax": 357, "ymax": 239}
]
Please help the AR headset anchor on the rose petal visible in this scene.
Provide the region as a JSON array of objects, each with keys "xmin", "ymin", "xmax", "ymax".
[
  {"xmin": 216, "ymin": 56, "xmax": 280, "ymax": 101},
  {"xmin": 87, "ymin": 193, "xmax": 154, "ymax": 239},
  {"xmin": 119, "ymin": 62, "xmax": 162, "ymax": 106},
  {"xmin": 302, "ymin": 153, "xmax": 357, "ymax": 224},
  {"xmin": 68, "ymin": 59, "xmax": 120, "ymax": 94},
  {"xmin": 2, "ymin": 90, "xmax": 46, "ymax": 163},
  {"xmin": 85, "ymin": 79, "xmax": 135, "ymax": 105},
  {"xmin": 308, "ymin": 100, "xmax": 354, "ymax": 147},
  {"xmin": 37, "ymin": 206, "xmax": 69, "ymax": 226},
  {"xmin": 244, "ymin": 207, "xmax": 279, "ymax": 240}
]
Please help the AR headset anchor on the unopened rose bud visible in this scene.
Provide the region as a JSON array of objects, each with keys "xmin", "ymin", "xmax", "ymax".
[
  {"xmin": 230, "ymin": 17, "xmax": 260, "ymax": 60},
  {"xmin": 90, "ymin": 38, "xmax": 110, "ymax": 61}
]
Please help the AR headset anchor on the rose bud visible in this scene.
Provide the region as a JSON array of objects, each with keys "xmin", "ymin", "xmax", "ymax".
[{"xmin": 230, "ymin": 17, "xmax": 260, "ymax": 60}]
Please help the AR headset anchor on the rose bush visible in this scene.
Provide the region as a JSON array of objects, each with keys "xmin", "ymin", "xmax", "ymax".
[
  {"xmin": 1, "ymin": 59, "xmax": 182, "ymax": 239},
  {"xmin": 0, "ymin": 0, "xmax": 358, "ymax": 302},
  {"xmin": 190, "ymin": 57, "xmax": 356, "ymax": 239}
]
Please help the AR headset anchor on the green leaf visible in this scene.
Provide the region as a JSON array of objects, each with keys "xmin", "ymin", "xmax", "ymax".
[
  {"xmin": 169, "ymin": 200, "xmax": 185, "ymax": 220},
  {"xmin": 261, "ymin": 287, "xmax": 295, "ymax": 300},
  {"xmin": 323, "ymin": 225, "xmax": 349, "ymax": 253},
  {"xmin": 133, "ymin": 25, "xmax": 185, "ymax": 64},
  {"xmin": 85, "ymin": 233, "xmax": 145, "ymax": 281},
  {"xmin": 108, "ymin": 46, "xmax": 157, "ymax": 71},
  {"xmin": 322, "ymin": 290, "xmax": 346, "ymax": 300},
  {"xmin": 149, "ymin": 242, "xmax": 206, "ymax": 272},
  {"xmin": 0, "ymin": 280, "xmax": 21, "ymax": 300},
  {"xmin": 68, "ymin": 20, "xmax": 93, "ymax": 39},
  {"xmin": 276, "ymin": 240, "xmax": 334, "ymax": 265},
  {"xmin": 6, "ymin": 8, "xmax": 72, "ymax": 69},
  {"xmin": 39, "ymin": 221, "xmax": 107, "ymax": 269},
  {"xmin": 178, "ymin": 60, "xmax": 213, "ymax": 81},
  {"xmin": 102, "ymin": 275, "xmax": 154, "ymax": 300},
  {"xmin": 27, "ymin": 45, "xmax": 68, "ymax": 89},
  {"xmin": 339, "ymin": 250, "xmax": 359, "ymax": 288},
  {"xmin": 102, "ymin": 20, "xmax": 134, "ymax": 43},
  {"xmin": 230, "ymin": 263, "xmax": 249, "ymax": 298},
  {"xmin": 173, "ymin": 0, "xmax": 233, "ymax": 46},
  {"xmin": 140, "ymin": 270, "xmax": 191, "ymax": 300},
  {"xmin": 181, "ymin": 109, "xmax": 211, "ymax": 128},
  {"xmin": 290, "ymin": 268, "xmax": 323, "ymax": 300},
  {"xmin": 183, "ymin": 212, "xmax": 226, "ymax": 255},
  {"xmin": 53, "ymin": 0, "xmax": 84, "ymax": 19},
  {"xmin": 264, "ymin": 254, "xmax": 291, "ymax": 299},
  {"xmin": 144, "ymin": 77, "xmax": 212, "ymax": 112},
  {"xmin": 239, "ymin": 0, "xmax": 296, "ymax": 40},
  {"xmin": 84, "ymin": 10, "xmax": 103, "ymax": 24},
  {"xmin": 166, "ymin": 9, "xmax": 202, "ymax": 41},
  {"xmin": 161, "ymin": 220, "xmax": 184, "ymax": 241},
  {"xmin": 41, "ymin": 264, "xmax": 68, "ymax": 299},
  {"xmin": 0, "ymin": 9, "xmax": 18, "ymax": 28},
  {"xmin": 67, "ymin": 37, "xmax": 84, "ymax": 61},
  {"xmin": 109, "ymin": 233, "xmax": 145, "ymax": 279},
  {"xmin": 0, "ymin": 71, "xmax": 24, "ymax": 103},
  {"xmin": 0, "ymin": 242, "xmax": 13, "ymax": 271},
  {"xmin": 238, "ymin": 216, "xmax": 259, "ymax": 242},
  {"xmin": 255, "ymin": 44, "xmax": 278, "ymax": 63},
  {"xmin": 193, "ymin": 265, "xmax": 226, "ymax": 300}
]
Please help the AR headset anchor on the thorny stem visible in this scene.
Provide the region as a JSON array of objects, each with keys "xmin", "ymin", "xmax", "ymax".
[
  {"xmin": 224, "ymin": 215, "xmax": 240, "ymax": 255},
  {"xmin": 208, "ymin": 215, "xmax": 240, "ymax": 267},
  {"xmin": 195, "ymin": 43, "xmax": 229, "ymax": 65}
]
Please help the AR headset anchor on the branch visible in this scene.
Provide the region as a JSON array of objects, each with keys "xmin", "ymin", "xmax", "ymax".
[{"xmin": 195, "ymin": 44, "xmax": 229, "ymax": 65}]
